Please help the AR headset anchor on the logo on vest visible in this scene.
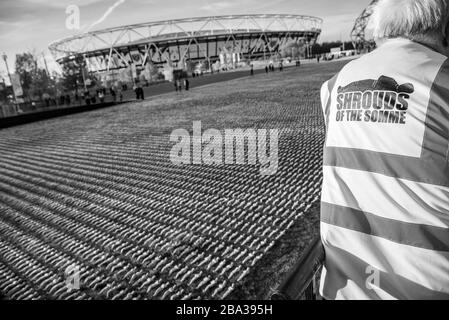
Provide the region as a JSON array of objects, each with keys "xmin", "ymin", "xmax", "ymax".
[{"xmin": 335, "ymin": 76, "xmax": 414, "ymax": 124}]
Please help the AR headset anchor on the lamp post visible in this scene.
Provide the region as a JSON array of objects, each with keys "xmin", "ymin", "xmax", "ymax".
[{"xmin": 2, "ymin": 53, "xmax": 18, "ymax": 110}]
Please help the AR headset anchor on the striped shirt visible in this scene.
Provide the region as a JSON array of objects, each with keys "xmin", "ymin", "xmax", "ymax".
[{"xmin": 319, "ymin": 38, "xmax": 449, "ymax": 300}]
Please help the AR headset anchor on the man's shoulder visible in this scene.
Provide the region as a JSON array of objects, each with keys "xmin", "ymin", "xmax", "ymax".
[
  {"xmin": 322, "ymin": 70, "xmax": 342, "ymax": 94},
  {"xmin": 330, "ymin": 44, "xmax": 448, "ymax": 90},
  {"xmin": 322, "ymin": 55, "xmax": 370, "ymax": 89},
  {"xmin": 435, "ymin": 58, "xmax": 449, "ymax": 81}
]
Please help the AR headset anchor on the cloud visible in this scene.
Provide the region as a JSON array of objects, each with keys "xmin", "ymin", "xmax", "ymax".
[
  {"xmin": 0, "ymin": 20, "xmax": 23, "ymax": 27},
  {"xmin": 85, "ymin": 0, "xmax": 126, "ymax": 31},
  {"xmin": 320, "ymin": 13, "xmax": 359, "ymax": 41},
  {"xmin": 199, "ymin": 0, "xmax": 289, "ymax": 14},
  {"xmin": 23, "ymin": 0, "xmax": 106, "ymax": 8},
  {"xmin": 200, "ymin": 1, "xmax": 234, "ymax": 12},
  {"xmin": 0, "ymin": 18, "xmax": 41, "ymax": 39}
]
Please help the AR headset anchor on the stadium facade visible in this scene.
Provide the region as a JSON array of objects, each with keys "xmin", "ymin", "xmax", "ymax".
[{"xmin": 49, "ymin": 14, "xmax": 322, "ymax": 77}]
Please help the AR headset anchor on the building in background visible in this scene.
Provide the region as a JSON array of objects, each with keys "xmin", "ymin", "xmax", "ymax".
[{"xmin": 49, "ymin": 14, "xmax": 322, "ymax": 83}]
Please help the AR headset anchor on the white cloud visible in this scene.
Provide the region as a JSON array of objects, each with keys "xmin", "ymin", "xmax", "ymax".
[
  {"xmin": 0, "ymin": 19, "xmax": 41, "ymax": 39},
  {"xmin": 200, "ymin": 1, "xmax": 234, "ymax": 12},
  {"xmin": 23, "ymin": 0, "xmax": 106, "ymax": 8},
  {"xmin": 199, "ymin": 0, "xmax": 289, "ymax": 14},
  {"xmin": 320, "ymin": 13, "xmax": 359, "ymax": 41},
  {"xmin": 0, "ymin": 20, "xmax": 22, "ymax": 27}
]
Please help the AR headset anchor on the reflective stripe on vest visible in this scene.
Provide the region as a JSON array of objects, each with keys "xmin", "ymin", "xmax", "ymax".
[{"xmin": 319, "ymin": 38, "xmax": 449, "ymax": 300}]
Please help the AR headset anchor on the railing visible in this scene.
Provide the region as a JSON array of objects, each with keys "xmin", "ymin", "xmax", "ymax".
[{"xmin": 271, "ymin": 236, "xmax": 325, "ymax": 300}]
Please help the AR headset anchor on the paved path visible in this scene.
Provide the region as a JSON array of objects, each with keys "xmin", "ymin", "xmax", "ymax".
[{"xmin": 122, "ymin": 66, "xmax": 281, "ymax": 101}]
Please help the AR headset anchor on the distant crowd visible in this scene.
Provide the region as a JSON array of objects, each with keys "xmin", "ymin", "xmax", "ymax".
[{"xmin": 40, "ymin": 87, "xmax": 125, "ymax": 108}]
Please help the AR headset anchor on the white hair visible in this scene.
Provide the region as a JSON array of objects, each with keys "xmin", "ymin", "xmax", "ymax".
[{"xmin": 372, "ymin": 0, "xmax": 449, "ymax": 39}]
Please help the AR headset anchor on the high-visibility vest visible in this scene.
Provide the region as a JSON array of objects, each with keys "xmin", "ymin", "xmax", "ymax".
[{"xmin": 319, "ymin": 38, "xmax": 449, "ymax": 300}]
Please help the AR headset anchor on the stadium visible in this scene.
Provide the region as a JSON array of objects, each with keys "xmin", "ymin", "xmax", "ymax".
[{"xmin": 49, "ymin": 14, "xmax": 322, "ymax": 77}]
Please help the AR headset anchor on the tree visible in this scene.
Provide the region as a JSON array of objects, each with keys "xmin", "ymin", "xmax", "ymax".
[
  {"xmin": 15, "ymin": 52, "xmax": 37, "ymax": 100},
  {"xmin": 15, "ymin": 52, "xmax": 56, "ymax": 101},
  {"xmin": 59, "ymin": 55, "xmax": 88, "ymax": 94},
  {"xmin": 0, "ymin": 78, "xmax": 11, "ymax": 103}
]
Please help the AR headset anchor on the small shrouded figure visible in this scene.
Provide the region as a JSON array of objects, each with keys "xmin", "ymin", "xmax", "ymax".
[
  {"xmin": 98, "ymin": 90, "xmax": 105, "ymax": 103},
  {"xmin": 319, "ymin": 0, "xmax": 449, "ymax": 300},
  {"xmin": 110, "ymin": 87, "xmax": 117, "ymax": 102},
  {"xmin": 84, "ymin": 90, "xmax": 91, "ymax": 105},
  {"xmin": 134, "ymin": 84, "xmax": 144, "ymax": 100},
  {"xmin": 42, "ymin": 92, "xmax": 50, "ymax": 107}
]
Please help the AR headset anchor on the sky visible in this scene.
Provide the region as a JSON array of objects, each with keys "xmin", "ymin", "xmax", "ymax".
[{"xmin": 0, "ymin": 0, "xmax": 372, "ymax": 79}]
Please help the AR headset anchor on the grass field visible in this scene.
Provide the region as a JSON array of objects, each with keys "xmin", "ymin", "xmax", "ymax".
[{"xmin": 0, "ymin": 60, "xmax": 350, "ymax": 300}]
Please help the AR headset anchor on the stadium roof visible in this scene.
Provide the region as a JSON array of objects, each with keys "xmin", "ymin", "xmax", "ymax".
[
  {"xmin": 49, "ymin": 14, "xmax": 323, "ymax": 73},
  {"xmin": 49, "ymin": 14, "xmax": 322, "ymax": 57}
]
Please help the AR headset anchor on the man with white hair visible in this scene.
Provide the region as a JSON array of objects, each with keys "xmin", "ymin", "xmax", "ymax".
[{"xmin": 319, "ymin": 0, "xmax": 449, "ymax": 299}]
